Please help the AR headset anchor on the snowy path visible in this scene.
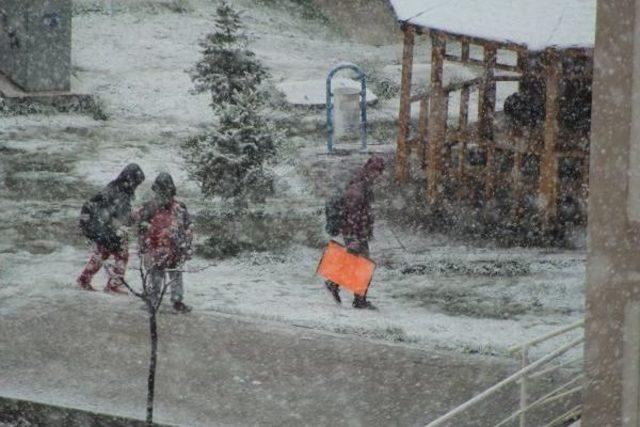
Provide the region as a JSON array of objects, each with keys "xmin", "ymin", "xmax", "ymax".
[
  {"xmin": 0, "ymin": 290, "xmax": 520, "ymax": 426},
  {"xmin": 0, "ymin": 234, "xmax": 584, "ymax": 358}
]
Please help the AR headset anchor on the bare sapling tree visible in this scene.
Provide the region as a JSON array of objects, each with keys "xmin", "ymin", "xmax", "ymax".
[
  {"xmin": 119, "ymin": 255, "xmax": 215, "ymax": 426},
  {"xmin": 120, "ymin": 256, "xmax": 180, "ymax": 426}
]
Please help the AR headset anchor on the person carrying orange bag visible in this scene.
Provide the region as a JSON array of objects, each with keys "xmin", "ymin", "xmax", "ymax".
[{"xmin": 323, "ymin": 156, "xmax": 385, "ymax": 309}]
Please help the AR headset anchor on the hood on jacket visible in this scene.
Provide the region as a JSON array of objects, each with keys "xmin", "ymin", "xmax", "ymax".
[
  {"xmin": 151, "ymin": 172, "xmax": 177, "ymax": 199},
  {"xmin": 112, "ymin": 163, "xmax": 145, "ymax": 195},
  {"xmin": 352, "ymin": 156, "xmax": 385, "ymax": 184}
]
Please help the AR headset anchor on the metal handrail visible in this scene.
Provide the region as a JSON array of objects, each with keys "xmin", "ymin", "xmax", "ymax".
[
  {"xmin": 494, "ymin": 376, "xmax": 584, "ymax": 427},
  {"xmin": 541, "ymin": 405, "xmax": 582, "ymax": 427},
  {"xmin": 424, "ymin": 320, "xmax": 585, "ymax": 427},
  {"xmin": 424, "ymin": 336, "xmax": 584, "ymax": 427},
  {"xmin": 528, "ymin": 356, "xmax": 581, "ymax": 380},
  {"xmin": 509, "ymin": 320, "xmax": 585, "ymax": 353}
]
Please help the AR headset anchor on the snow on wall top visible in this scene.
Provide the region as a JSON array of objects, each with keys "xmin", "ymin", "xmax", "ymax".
[{"xmin": 390, "ymin": 0, "xmax": 596, "ymax": 51}]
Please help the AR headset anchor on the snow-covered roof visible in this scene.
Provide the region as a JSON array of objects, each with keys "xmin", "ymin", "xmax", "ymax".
[{"xmin": 390, "ymin": 0, "xmax": 596, "ymax": 51}]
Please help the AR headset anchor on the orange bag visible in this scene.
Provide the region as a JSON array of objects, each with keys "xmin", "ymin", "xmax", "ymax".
[{"xmin": 316, "ymin": 240, "xmax": 376, "ymax": 296}]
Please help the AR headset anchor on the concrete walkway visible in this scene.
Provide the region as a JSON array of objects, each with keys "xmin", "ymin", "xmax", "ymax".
[{"xmin": 0, "ymin": 292, "xmax": 518, "ymax": 426}]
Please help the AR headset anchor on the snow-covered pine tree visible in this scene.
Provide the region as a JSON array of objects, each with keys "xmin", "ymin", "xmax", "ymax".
[
  {"xmin": 190, "ymin": 0, "xmax": 268, "ymax": 107},
  {"xmin": 184, "ymin": 91, "xmax": 275, "ymax": 202},
  {"xmin": 185, "ymin": 1, "xmax": 276, "ymax": 206}
]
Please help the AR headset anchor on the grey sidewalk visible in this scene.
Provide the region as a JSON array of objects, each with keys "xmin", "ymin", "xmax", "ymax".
[{"xmin": 0, "ymin": 292, "xmax": 517, "ymax": 426}]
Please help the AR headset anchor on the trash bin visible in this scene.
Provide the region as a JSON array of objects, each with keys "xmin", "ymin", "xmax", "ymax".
[{"xmin": 333, "ymin": 87, "xmax": 361, "ymax": 141}]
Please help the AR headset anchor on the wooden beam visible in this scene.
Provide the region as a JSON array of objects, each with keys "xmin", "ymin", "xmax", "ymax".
[
  {"xmin": 539, "ymin": 50, "xmax": 562, "ymax": 229},
  {"xmin": 428, "ymin": 29, "xmax": 528, "ymax": 55},
  {"xmin": 444, "ymin": 77, "xmax": 483, "ymax": 94},
  {"xmin": 444, "ymin": 54, "xmax": 520, "ymax": 72},
  {"xmin": 409, "ymin": 75, "xmax": 514, "ymax": 104},
  {"xmin": 426, "ymin": 33, "xmax": 447, "ymax": 205},
  {"xmin": 395, "ymin": 25, "xmax": 415, "ymax": 183},
  {"xmin": 480, "ymin": 45, "xmax": 497, "ymax": 199}
]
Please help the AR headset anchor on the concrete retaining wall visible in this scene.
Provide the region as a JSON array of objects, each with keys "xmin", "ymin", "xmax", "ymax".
[
  {"xmin": 0, "ymin": 395, "xmax": 173, "ymax": 427},
  {"xmin": 0, "ymin": 0, "xmax": 72, "ymax": 92}
]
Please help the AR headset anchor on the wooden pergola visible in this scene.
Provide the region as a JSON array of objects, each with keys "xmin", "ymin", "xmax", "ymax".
[{"xmin": 391, "ymin": 0, "xmax": 596, "ymax": 229}]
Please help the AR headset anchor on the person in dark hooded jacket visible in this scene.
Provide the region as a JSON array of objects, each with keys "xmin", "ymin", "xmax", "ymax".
[
  {"xmin": 77, "ymin": 163, "xmax": 145, "ymax": 293},
  {"xmin": 325, "ymin": 156, "xmax": 385, "ymax": 309},
  {"xmin": 137, "ymin": 173, "xmax": 193, "ymax": 313}
]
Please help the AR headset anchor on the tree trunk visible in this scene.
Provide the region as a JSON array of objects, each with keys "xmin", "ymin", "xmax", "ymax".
[{"xmin": 146, "ymin": 308, "xmax": 158, "ymax": 426}]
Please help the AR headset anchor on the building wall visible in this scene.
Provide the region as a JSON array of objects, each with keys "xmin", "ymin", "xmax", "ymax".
[
  {"xmin": 0, "ymin": 0, "xmax": 71, "ymax": 92},
  {"xmin": 583, "ymin": 0, "xmax": 640, "ymax": 425},
  {"xmin": 0, "ymin": 0, "xmax": 27, "ymax": 87}
]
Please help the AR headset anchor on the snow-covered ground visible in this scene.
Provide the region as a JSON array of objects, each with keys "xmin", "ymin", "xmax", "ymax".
[
  {"xmin": 1, "ymin": 228, "xmax": 584, "ymax": 358},
  {"xmin": 0, "ymin": 0, "xmax": 585, "ymax": 362}
]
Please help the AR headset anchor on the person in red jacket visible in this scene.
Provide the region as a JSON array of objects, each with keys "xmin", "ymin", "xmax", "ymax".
[
  {"xmin": 325, "ymin": 156, "xmax": 385, "ymax": 309},
  {"xmin": 138, "ymin": 173, "xmax": 193, "ymax": 313}
]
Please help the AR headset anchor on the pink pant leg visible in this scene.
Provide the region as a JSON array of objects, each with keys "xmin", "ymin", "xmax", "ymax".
[
  {"xmin": 77, "ymin": 244, "xmax": 108, "ymax": 286},
  {"xmin": 106, "ymin": 243, "xmax": 129, "ymax": 288}
]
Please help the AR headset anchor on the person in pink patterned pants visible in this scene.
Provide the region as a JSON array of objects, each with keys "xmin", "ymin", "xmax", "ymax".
[
  {"xmin": 77, "ymin": 164, "xmax": 145, "ymax": 293},
  {"xmin": 77, "ymin": 243, "xmax": 130, "ymax": 293}
]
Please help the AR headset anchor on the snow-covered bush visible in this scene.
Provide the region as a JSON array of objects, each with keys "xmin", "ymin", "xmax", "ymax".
[{"xmin": 184, "ymin": 1, "xmax": 276, "ymax": 206}]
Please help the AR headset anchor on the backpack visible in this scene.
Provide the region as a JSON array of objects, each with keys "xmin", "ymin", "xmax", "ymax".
[
  {"xmin": 324, "ymin": 190, "xmax": 345, "ymax": 237},
  {"xmin": 79, "ymin": 196, "xmax": 122, "ymax": 251},
  {"xmin": 145, "ymin": 202, "xmax": 191, "ymax": 268}
]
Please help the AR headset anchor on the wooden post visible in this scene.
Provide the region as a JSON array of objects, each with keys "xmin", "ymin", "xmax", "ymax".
[
  {"xmin": 443, "ymin": 93, "xmax": 450, "ymax": 177},
  {"xmin": 426, "ymin": 33, "xmax": 447, "ymax": 205},
  {"xmin": 581, "ymin": 154, "xmax": 590, "ymax": 202},
  {"xmin": 461, "ymin": 40, "xmax": 470, "ymax": 62},
  {"xmin": 539, "ymin": 50, "xmax": 561, "ymax": 229},
  {"xmin": 480, "ymin": 45, "xmax": 497, "ymax": 199},
  {"xmin": 512, "ymin": 150, "xmax": 524, "ymax": 219},
  {"xmin": 458, "ymin": 86, "xmax": 470, "ymax": 199},
  {"xmin": 395, "ymin": 25, "xmax": 415, "ymax": 183},
  {"xmin": 417, "ymin": 94, "xmax": 429, "ymax": 169},
  {"xmin": 518, "ymin": 51, "xmax": 529, "ymax": 90}
]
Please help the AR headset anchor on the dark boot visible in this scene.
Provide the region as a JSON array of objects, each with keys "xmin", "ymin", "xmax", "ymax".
[
  {"xmin": 173, "ymin": 301, "xmax": 192, "ymax": 313},
  {"xmin": 104, "ymin": 284, "xmax": 128, "ymax": 295},
  {"xmin": 324, "ymin": 281, "xmax": 341, "ymax": 304},
  {"xmin": 77, "ymin": 279, "xmax": 95, "ymax": 291},
  {"xmin": 353, "ymin": 295, "xmax": 376, "ymax": 310}
]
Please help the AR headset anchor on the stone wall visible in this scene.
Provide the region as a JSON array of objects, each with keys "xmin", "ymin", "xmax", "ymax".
[
  {"xmin": 0, "ymin": 0, "xmax": 72, "ymax": 92},
  {"xmin": 0, "ymin": 395, "xmax": 174, "ymax": 427}
]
